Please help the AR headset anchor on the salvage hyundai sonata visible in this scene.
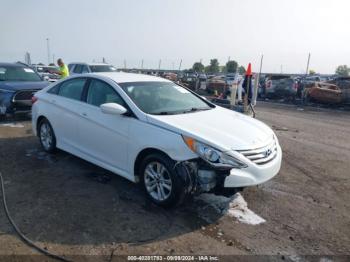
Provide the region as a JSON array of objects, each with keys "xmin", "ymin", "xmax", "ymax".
[{"xmin": 32, "ymin": 72, "xmax": 282, "ymax": 207}]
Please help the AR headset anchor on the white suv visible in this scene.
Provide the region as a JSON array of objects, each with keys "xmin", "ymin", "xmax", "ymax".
[
  {"xmin": 32, "ymin": 72, "xmax": 282, "ymax": 207},
  {"xmin": 68, "ymin": 63, "xmax": 118, "ymax": 74}
]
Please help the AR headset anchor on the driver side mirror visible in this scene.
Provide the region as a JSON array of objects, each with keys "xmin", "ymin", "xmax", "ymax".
[{"xmin": 100, "ymin": 103, "xmax": 127, "ymax": 115}]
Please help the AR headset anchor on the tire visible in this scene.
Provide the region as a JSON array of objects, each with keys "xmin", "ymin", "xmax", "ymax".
[
  {"xmin": 139, "ymin": 153, "xmax": 187, "ymax": 208},
  {"xmin": 38, "ymin": 118, "xmax": 57, "ymax": 153}
]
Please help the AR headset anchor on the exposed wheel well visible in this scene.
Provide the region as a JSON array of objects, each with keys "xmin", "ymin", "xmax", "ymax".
[{"xmin": 134, "ymin": 148, "xmax": 172, "ymax": 182}]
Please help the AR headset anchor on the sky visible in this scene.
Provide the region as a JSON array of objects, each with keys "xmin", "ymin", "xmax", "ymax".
[{"xmin": 0, "ymin": 0, "xmax": 349, "ymax": 74}]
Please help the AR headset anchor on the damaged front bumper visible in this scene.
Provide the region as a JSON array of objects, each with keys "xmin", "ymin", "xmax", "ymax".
[
  {"xmin": 0, "ymin": 90, "xmax": 34, "ymax": 116},
  {"xmin": 179, "ymin": 144, "xmax": 282, "ymax": 195}
]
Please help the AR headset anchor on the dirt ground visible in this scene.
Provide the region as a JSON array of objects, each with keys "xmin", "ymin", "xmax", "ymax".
[{"xmin": 0, "ymin": 102, "xmax": 349, "ymax": 261}]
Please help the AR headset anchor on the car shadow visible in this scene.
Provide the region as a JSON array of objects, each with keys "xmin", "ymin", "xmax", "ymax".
[{"xmin": 0, "ymin": 135, "xmax": 225, "ymax": 246}]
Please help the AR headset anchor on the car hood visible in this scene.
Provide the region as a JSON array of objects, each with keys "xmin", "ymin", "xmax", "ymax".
[
  {"xmin": 0, "ymin": 81, "xmax": 50, "ymax": 91},
  {"xmin": 147, "ymin": 106, "xmax": 274, "ymax": 151}
]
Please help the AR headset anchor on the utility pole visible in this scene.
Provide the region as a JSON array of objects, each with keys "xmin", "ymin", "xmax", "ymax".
[
  {"xmin": 305, "ymin": 53, "xmax": 311, "ymax": 75},
  {"xmin": 253, "ymin": 54, "xmax": 264, "ymax": 106},
  {"xmin": 259, "ymin": 54, "xmax": 264, "ymax": 76},
  {"xmin": 124, "ymin": 59, "xmax": 126, "ymax": 69},
  {"xmin": 158, "ymin": 59, "xmax": 161, "ymax": 71},
  {"xmin": 24, "ymin": 52, "xmax": 31, "ymax": 65},
  {"xmin": 141, "ymin": 59, "xmax": 144, "ymax": 69},
  {"xmin": 228, "ymin": 56, "xmax": 231, "ymax": 62},
  {"xmin": 46, "ymin": 38, "xmax": 50, "ymax": 65},
  {"xmin": 179, "ymin": 59, "xmax": 182, "ymax": 71}
]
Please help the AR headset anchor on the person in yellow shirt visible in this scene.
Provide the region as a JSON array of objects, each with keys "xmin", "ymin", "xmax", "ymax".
[{"xmin": 56, "ymin": 58, "xmax": 70, "ymax": 79}]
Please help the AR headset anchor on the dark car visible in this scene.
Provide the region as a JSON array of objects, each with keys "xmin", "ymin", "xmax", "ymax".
[
  {"xmin": 327, "ymin": 76, "xmax": 350, "ymax": 89},
  {"xmin": 264, "ymin": 75, "xmax": 298, "ymax": 99},
  {"xmin": 181, "ymin": 72, "xmax": 198, "ymax": 90},
  {"xmin": 0, "ymin": 63, "xmax": 50, "ymax": 118}
]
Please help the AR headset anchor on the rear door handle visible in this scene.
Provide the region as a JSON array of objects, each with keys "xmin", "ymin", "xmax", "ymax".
[{"xmin": 81, "ymin": 112, "xmax": 87, "ymax": 117}]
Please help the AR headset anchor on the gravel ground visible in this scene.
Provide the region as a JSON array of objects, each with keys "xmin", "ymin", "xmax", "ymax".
[{"xmin": 0, "ymin": 102, "xmax": 349, "ymax": 261}]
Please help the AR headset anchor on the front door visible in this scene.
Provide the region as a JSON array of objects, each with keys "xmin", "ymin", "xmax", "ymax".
[{"xmin": 77, "ymin": 79, "xmax": 131, "ymax": 175}]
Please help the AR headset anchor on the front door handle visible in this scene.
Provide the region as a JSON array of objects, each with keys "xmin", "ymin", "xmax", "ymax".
[{"xmin": 81, "ymin": 112, "xmax": 87, "ymax": 117}]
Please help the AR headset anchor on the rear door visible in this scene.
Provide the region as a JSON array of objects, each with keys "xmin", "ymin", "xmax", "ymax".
[
  {"xmin": 77, "ymin": 78, "xmax": 131, "ymax": 174},
  {"xmin": 47, "ymin": 77, "xmax": 88, "ymax": 149}
]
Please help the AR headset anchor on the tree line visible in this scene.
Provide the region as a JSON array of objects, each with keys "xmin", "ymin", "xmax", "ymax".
[
  {"xmin": 191, "ymin": 60, "xmax": 350, "ymax": 77},
  {"xmin": 191, "ymin": 59, "xmax": 246, "ymax": 75},
  {"xmin": 335, "ymin": 65, "xmax": 350, "ymax": 76}
]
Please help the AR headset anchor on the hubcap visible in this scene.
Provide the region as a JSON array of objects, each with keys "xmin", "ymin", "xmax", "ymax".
[
  {"xmin": 40, "ymin": 123, "xmax": 52, "ymax": 150},
  {"xmin": 144, "ymin": 161, "xmax": 172, "ymax": 201}
]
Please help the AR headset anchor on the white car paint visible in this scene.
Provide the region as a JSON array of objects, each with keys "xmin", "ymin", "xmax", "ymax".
[{"xmin": 32, "ymin": 72, "xmax": 281, "ymax": 189}]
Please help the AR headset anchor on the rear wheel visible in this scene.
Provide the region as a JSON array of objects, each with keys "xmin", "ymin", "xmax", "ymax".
[
  {"xmin": 140, "ymin": 153, "xmax": 187, "ymax": 207},
  {"xmin": 38, "ymin": 119, "xmax": 56, "ymax": 153}
]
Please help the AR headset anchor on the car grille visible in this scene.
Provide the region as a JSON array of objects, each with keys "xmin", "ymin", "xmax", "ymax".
[
  {"xmin": 238, "ymin": 139, "xmax": 278, "ymax": 165},
  {"xmin": 13, "ymin": 90, "xmax": 39, "ymax": 102}
]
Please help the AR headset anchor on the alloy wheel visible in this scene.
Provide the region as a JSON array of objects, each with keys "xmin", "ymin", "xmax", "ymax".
[
  {"xmin": 144, "ymin": 161, "xmax": 172, "ymax": 201},
  {"xmin": 40, "ymin": 122, "xmax": 53, "ymax": 151}
]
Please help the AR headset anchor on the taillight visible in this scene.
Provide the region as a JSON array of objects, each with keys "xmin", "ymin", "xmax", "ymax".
[{"xmin": 31, "ymin": 96, "xmax": 38, "ymax": 104}]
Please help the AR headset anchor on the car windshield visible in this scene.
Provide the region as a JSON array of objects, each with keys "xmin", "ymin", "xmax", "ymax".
[
  {"xmin": 90, "ymin": 65, "xmax": 117, "ymax": 73},
  {"xmin": 0, "ymin": 66, "xmax": 42, "ymax": 81},
  {"xmin": 119, "ymin": 81, "xmax": 213, "ymax": 115}
]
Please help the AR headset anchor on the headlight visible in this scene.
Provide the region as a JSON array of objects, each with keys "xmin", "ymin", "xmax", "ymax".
[{"xmin": 182, "ymin": 135, "xmax": 247, "ymax": 169}]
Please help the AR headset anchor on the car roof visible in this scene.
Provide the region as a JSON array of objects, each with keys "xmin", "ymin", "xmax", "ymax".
[
  {"xmin": 0, "ymin": 62, "xmax": 27, "ymax": 68},
  {"xmin": 34, "ymin": 65, "xmax": 57, "ymax": 68},
  {"xmin": 93, "ymin": 72, "xmax": 172, "ymax": 84},
  {"xmin": 68, "ymin": 62, "xmax": 114, "ymax": 66}
]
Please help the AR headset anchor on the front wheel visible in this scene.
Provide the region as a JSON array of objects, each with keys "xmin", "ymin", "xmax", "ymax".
[
  {"xmin": 38, "ymin": 118, "xmax": 57, "ymax": 153},
  {"xmin": 139, "ymin": 153, "xmax": 187, "ymax": 208}
]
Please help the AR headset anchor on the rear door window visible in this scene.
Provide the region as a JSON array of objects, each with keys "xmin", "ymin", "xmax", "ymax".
[
  {"xmin": 73, "ymin": 64, "xmax": 83, "ymax": 74},
  {"xmin": 58, "ymin": 78, "xmax": 87, "ymax": 101},
  {"xmin": 81, "ymin": 65, "xmax": 89, "ymax": 73},
  {"xmin": 86, "ymin": 79, "xmax": 125, "ymax": 107}
]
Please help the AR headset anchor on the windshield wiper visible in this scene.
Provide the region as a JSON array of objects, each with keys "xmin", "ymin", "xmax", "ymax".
[
  {"xmin": 152, "ymin": 111, "xmax": 173, "ymax": 115},
  {"xmin": 182, "ymin": 107, "xmax": 211, "ymax": 114}
]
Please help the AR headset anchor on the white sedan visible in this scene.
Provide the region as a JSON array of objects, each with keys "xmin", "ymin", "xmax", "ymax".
[{"xmin": 32, "ymin": 72, "xmax": 282, "ymax": 207}]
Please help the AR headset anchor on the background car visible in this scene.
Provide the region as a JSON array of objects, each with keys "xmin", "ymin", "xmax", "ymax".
[
  {"xmin": 225, "ymin": 73, "xmax": 236, "ymax": 86},
  {"xmin": 0, "ymin": 62, "xmax": 50, "ymax": 118},
  {"xmin": 68, "ymin": 63, "xmax": 118, "ymax": 74},
  {"xmin": 163, "ymin": 72, "xmax": 177, "ymax": 81},
  {"xmin": 207, "ymin": 75, "xmax": 228, "ymax": 95},
  {"xmin": 264, "ymin": 75, "xmax": 298, "ymax": 99},
  {"xmin": 32, "ymin": 64, "xmax": 61, "ymax": 82},
  {"xmin": 181, "ymin": 72, "xmax": 198, "ymax": 90}
]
